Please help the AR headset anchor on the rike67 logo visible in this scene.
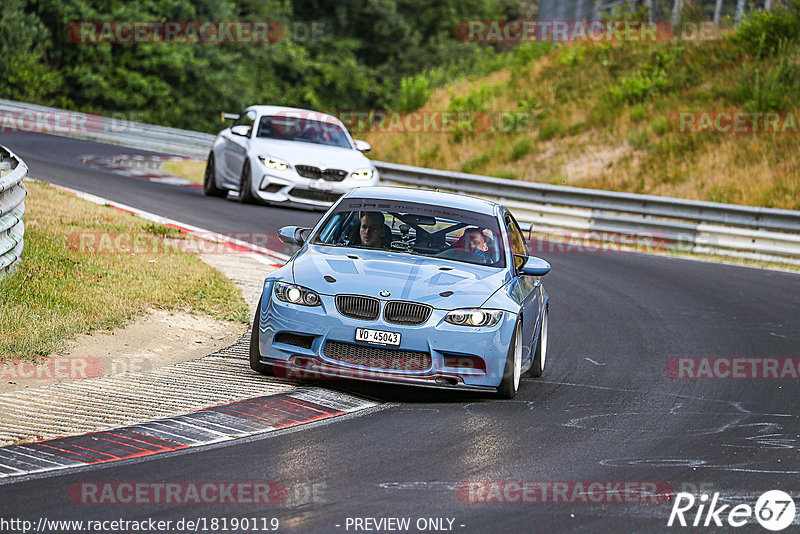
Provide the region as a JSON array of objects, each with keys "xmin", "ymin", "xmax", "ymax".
[{"xmin": 668, "ymin": 490, "xmax": 796, "ymax": 531}]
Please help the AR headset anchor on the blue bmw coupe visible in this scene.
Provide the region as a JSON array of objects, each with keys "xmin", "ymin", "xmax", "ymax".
[{"xmin": 250, "ymin": 186, "xmax": 551, "ymax": 398}]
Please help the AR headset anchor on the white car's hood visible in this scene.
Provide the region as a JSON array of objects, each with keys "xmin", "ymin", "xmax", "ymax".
[{"xmin": 250, "ymin": 138, "xmax": 372, "ymax": 170}]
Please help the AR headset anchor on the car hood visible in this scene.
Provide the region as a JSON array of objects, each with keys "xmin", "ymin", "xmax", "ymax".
[
  {"xmin": 250, "ymin": 138, "xmax": 372, "ymax": 170},
  {"xmin": 292, "ymin": 246, "xmax": 511, "ymax": 307}
]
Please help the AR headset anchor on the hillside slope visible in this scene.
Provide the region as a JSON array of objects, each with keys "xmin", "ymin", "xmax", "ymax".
[{"xmin": 363, "ymin": 7, "xmax": 800, "ymax": 210}]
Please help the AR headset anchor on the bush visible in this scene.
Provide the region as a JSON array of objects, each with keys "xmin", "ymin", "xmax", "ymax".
[
  {"xmin": 734, "ymin": 1, "xmax": 800, "ymax": 57},
  {"xmin": 460, "ymin": 154, "xmax": 490, "ymax": 174},
  {"xmin": 607, "ymin": 49, "xmax": 679, "ymax": 104},
  {"xmin": 538, "ymin": 119, "xmax": 563, "ymax": 141},
  {"xmin": 396, "ymin": 74, "xmax": 432, "ymax": 112},
  {"xmin": 609, "ymin": 67, "xmax": 664, "ymax": 102},
  {"xmin": 510, "ymin": 138, "xmax": 532, "ymax": 161},
  {"xmin": 651, "ymin": 117, "xmax": 669, "ymax": 135},
  {"xmin": 735, "ymin": 42, "xmax": 800, "ymax": 111}
]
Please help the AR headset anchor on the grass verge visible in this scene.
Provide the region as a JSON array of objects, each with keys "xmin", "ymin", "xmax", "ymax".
[
  {"xmin": 162, "ymin": 160, "xmax": 205, "ymax": 183},
  {"xmin": 0, "ymin": 181, "xmax": 249, "ymax": 362}
]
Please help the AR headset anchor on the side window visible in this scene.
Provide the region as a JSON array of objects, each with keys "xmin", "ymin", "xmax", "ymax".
[
  {"xmin": 233, "ymin": 110, "xmax": 256, "ymax": 135},
  {"xmin": 505, "ymin": 215, "xmax": 527, "ymax": 269}
]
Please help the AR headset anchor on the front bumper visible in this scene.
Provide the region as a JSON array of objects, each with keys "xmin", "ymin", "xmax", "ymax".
[
  {"xmin": 254, "ymin": 281, "xmax": 518, "ymax": 391},
  {"xmin": 254, "ymin": 168, "xmax": 379, "ymax": 207}
]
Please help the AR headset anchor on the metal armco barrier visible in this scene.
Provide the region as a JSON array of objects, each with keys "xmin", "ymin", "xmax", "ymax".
[
  {"xmin": 0, "ymin": 99, "xmax": 214, "ymax": 159},
  {"xmin": 0, "ymin": 146, "xmax": 27, "ymax": 279},
  {"xmin": 374, "ymin": 161, "xmax": 800, "ymax": 264},
  {"xmin": 2, "ymin": 98, "xmax": 800, "ymax": 265}
]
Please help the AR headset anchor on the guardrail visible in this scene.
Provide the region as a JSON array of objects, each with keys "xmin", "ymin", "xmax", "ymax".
[
  {"xmin": 0, "ymin": 146, "xmax": 27, "ymax": 279},
  {"xmin": 2, "ymin": 98, "xmax": 800, "ymax": 265},
  {"xmin": 373, "ymin": 161, "xmax": 800, "ymax": 264},
  {"xmin": 0, "ymin": 99, "xmax": 214, "ymax": 159}
]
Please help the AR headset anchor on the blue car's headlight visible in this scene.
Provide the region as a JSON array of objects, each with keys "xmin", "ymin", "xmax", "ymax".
[
  {"xmin": 259, "ymin": 155, "xmax": 289, "ymax": 171},
  {"xmin": 444, "ymin": 309, "xmax": 503, "ymax": 327},
  {"xmin": 274, "ymin": 282, "xmax": 321, "ymax": 306}
]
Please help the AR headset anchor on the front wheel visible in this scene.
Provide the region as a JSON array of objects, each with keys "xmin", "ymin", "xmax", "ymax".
[
  {"xmin": 497, "ymin": 320, "xmax": 522, "ymax": 399},
  {"xmin": 238, "ymin": 160, "xmax": 257, "ymax": 204},
  {"xmin": 203, "ymin": 153, "xmax": 227, "ymax": 197},
  {"xmin": 249, "ymin": 297, "xmax": 274, "ymax": 375},
  {"xmin": 527, "ymin": 307, "xmax": 548, "ymax": 378}
]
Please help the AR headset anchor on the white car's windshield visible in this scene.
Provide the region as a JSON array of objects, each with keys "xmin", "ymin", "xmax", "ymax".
[
  {"xmin": 312, "ymin": 199, "xmax": 506, "ymax": 268},
  {"xmin": 256, "ymin": 115, "xmax": 352, "ymax": 148}
]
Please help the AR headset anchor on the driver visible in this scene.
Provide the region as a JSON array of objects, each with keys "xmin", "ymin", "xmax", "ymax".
[
  {"xmin": 359, "ymin": 212, "xmax": 387, "ymax": 248},
  {"xmin": 463, "ymin": 228, "xmax": 490, "ymax": 262}
]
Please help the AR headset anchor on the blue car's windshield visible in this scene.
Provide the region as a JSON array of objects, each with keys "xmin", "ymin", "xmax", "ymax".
[
  {"xmin": 312, "ymin": 199, "xmax": 506, "ymax": 268},
  {"xmin": 256, "ymin": 115, "xmax": 352, "ymax": 148}
]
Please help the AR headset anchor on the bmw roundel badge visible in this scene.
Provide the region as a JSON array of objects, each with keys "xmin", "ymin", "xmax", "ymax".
[{"xmin": 379, "ymin": 290, "xmax": 391, "ymax": 297}]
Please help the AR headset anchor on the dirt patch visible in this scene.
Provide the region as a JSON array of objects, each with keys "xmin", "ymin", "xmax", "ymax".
[
  {"xmin": 561, "ymin": 143, "xmax": 635, "ymax": 183},
  {"xmin": 0, "ymin": 309, "xmax": 247, "ymax": 394}
]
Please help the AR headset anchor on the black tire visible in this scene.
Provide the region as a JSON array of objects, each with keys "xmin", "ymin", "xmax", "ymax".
[
  {"xmin": 249, "ymin": 297, "xmax": 274, "ymax": 375},
  {"xmin": 526, "ymin": 306, "xmax": 548, "ymax": 378},
  {"xmin": 238, "ymin": 160, "xmax": 257, "ymax": 204},
  {"xmin": 497, "ymin": 320, "xmax": 522, "ymax": 399},
  {"xmin": 203, "ymin": 153, "xmax": 227, "ymax": 197}
]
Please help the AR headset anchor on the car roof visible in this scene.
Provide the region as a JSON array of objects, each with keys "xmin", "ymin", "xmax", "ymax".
[
  {"xmin": 245, "ymin": 105, "xmax": 343, "ymax": 127},
  {"xmin": 342, "ymin": 186, "xmax": 501, "ymax": 216}
]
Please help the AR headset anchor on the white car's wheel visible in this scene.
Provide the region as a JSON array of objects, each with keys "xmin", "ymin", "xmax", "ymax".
[
  {"xmin": 203, "ymin": 153, "xmax": 227, "ymax": 198},
  {"xmin": 238, "ymin": 160, "xmax": 257, "ymax": 204}
]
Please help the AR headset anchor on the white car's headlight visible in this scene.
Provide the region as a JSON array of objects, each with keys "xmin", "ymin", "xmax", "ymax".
[
  {"xmin": 350, "ymin": 168, "xmax": 374, "ymax": 180},
  {"xmin": 274, "ymin": 282, "xmax": 321, "ymax": 306},
  {"xmin": 259, "ymin": 156, "xmax": 289, "ymax": 171},
  {"xmin": 444, "ymin": 309, "xmax": 503, "ymax": 327}
]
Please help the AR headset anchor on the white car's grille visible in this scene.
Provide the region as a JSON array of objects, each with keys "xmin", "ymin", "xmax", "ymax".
[{"xmin": 295, "ymin": 165, "xmax": 348, "ymax": 182}]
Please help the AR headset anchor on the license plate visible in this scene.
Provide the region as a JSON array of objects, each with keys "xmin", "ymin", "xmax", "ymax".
[
  {"xmin": 355, "ymin": 328, "xmax": 401, "ymax": 346},
  {"xmin": 309, "ymin": 180, "xmax": 334, "ymax": 191}
]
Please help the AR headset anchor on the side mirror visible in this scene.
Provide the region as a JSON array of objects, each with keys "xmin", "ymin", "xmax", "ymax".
[
  {"xmin": 516, "ymin": 255, "xmax": 551, "ymax": 276},
  {"xmin": 278, "ymin": 226, "xmax": 311, "ymax": 246},
  {"xmin": 221, "ymin": 112, "xmax": 240, "ymax": 121},
  {"xmin": 353, "ymin": 139, "xmax": 372, "ymax": 152},
  {"xmin": 517, "ymin": 221, "xmax": 533, "ymax": 242},
  {"xmin": 231, "ymin": 125, "xmax": 251, "ymax": 137}
]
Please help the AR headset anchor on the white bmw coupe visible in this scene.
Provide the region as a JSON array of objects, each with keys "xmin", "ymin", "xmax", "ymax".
[{"xmin": 204, "ymin": 105, "xmax": 379, "ymax": 208}]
